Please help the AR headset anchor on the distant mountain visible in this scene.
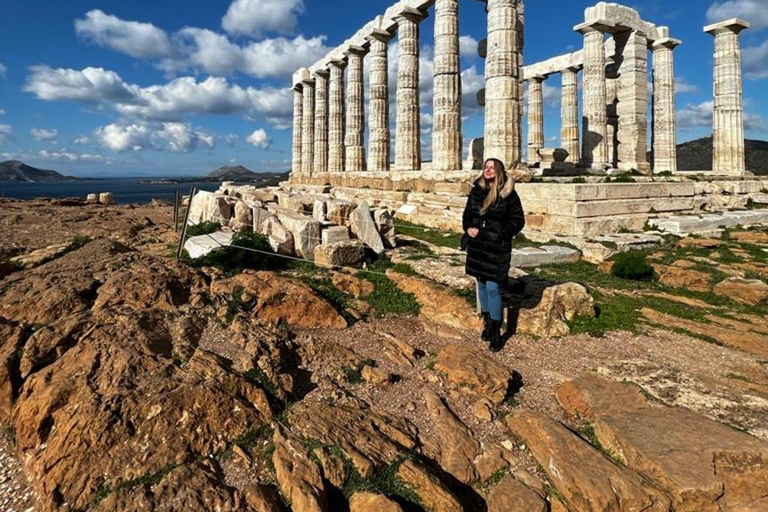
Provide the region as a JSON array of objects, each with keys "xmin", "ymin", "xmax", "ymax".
[
  {"xmin": 206, "ymin": 165, "xmax": 261, "ymax": 180},
  {"xmin": 656, "ymin": 137, "xmax": 768, "ymax": 175},
  {"xmin": 0, "ymin": 160, "xmax": 82, "ymax": 182},
  {"xmin": 140, "ymin": 165, "xmax": 289, "ymax": 186}
]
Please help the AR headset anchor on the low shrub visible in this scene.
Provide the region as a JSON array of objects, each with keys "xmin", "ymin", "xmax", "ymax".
[{"xmin": 611, "ymin": 251, "xmax": 655, "ymax": 281}]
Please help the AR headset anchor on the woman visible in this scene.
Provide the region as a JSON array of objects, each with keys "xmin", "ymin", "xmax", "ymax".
[{"xmin": 463, "ymin": 158, "xmax": 526, "ymax": 352}]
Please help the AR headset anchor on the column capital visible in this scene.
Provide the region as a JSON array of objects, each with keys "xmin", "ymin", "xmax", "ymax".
[
  {"xmin": 328, "ymin": 58, "xmax": 347, "ymax": 70},
  {"xmin": 291, "ymin": 83, "xmax": 303, "ymax": 92},
  {"xmin": 704, "ymin": 18, "xmax": 750, "ymax": 35},
  {"xmin": 562, "ymin": 65, "xmax": 582, "ymax": 75},
  {"xmin": 529, "ymin": 74, "xmax": 547, "ymax": 84},
  {"xmin": 652, "ymin": 37, "xmax": 682, "ymax": 51},
  {"xmin": 574, "ymin": 20, "xmax": 612, "ymax": 35},
  {"xmin": 366, "ymin": 28, "xmax": 394, "ymax": 44},
  {"xmin": 313, "ymin": 68, "xmax": 330, "ymax": 79},
  {"xmin": 394, "ymin": 6, "xmax": 427, "ymax": 23},
  {"xmin": 301, "ymin": 77, "xmax": 316, "ymax": 87},
  {"xmin": 343, "ymin": 45, "xmax": 369, "ymax": 58}
]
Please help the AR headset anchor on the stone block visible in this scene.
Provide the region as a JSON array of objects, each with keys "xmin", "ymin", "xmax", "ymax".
[
  {"xmin": 326, "ymin": 199, "xmax": 356, "ymax": 226},
  {"xmin": 314, "ymin": 240, "xmax": 366, "ymax": 268},
  {"xmin": 313, "ymin": 194, "xmax": 333, "ymax": 222},
  {"xmin": 253, "ymin": 206, "xmax": 276, "ymax": 235},
  {"xmin": 187, "ymin": 191, "xmax": 233, "ymax": 226},
  {"xmin": 511, "ymin": 246, "xmax": 581, "ymax": 268},
  {"xmin": 275, "ymin": 191, "xmax": 308, "ymax": 213},
  {"xmin": 322, "ymin": 226, "xmax": 351, "ymax": 245},
  {"xmin": 183, "ymin": 232, "xmax": 233, "ymax": 259},
  {"xmin": 350, "ymin": 201, "xmax": 385, "ymax": 254},
  {"xmin": 276, "ymin": 212, "xmax": 321, "ymax": 260},
  {"xmin": 651, "ymin": 214, "xmax": 729, "ymax": 234},
  {"xmin": 263, "ymin": 217, "xmax": 294, "ymax": 256},
  {"xmin": 99, "ymin": 192, "xmax": 115, "ymax": 205},
  {"xmin": 373, "ymin": 208, "xmax": 396, "ymax": 249},
  {"xmin": 86, "ymin": 193, "xmax": 99, "ymax": 204},
  {"xmin": 230, "ymin": 201, "xmax": 253, "ymax": 232}
]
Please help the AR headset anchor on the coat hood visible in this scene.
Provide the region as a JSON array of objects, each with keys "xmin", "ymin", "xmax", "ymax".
[{"xmin": 473, "ymin": 172, "xmax": 516, "ymax": 199}]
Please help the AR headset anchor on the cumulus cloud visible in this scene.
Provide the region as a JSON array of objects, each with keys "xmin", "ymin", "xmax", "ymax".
[
  {"xmin": 74, "ymin": 135, "xmax": 91, "ymax": 145},
  {"xmin": 0, "ymin": 124, "xmax": 12, "ymax": 140},
  {"xmin": 31, "ymin": 128, "xmax": 59, "ymax": 142},
  {"xmin": 75, "ymin": 10, "xmax": 174, "ymax": 59},
  {"xmin": 246, "ymin": 128, "xmax": 271, "ymax": 148},
  {"xmin": 707, "ymin": 0, "xmax": 768, "ymax": 30},
  {"xmin": 222, "ymin": 0, "xmax": 304, "ymax": 38},
  {"xmin": 25, "ymin": 66, "xmax": 293, "ymax": 126},
  {"xmin": 743, "ymin": 40, "xmax": 768, "ymax": 79},
  {"xmin": 677, "ymin": 99, "xmax": 767, "ymax": 132},
  {"xmin": 0, "ymin": 63, "xmax": 6, "ymax": 78},
  {"xmin": 459, "ymin": 36, "xmax": 480, "ymax": 60},
  {"xmin": 675, "ymin": 77, "xmax": 699, "ymax": 94},
  {"xmin": 96, "ymin": 122, "xmax": 215, "ymax": 153},
  {"xmin": 37, "ymin": 149, "xmax": 108, "ymax": 163}
]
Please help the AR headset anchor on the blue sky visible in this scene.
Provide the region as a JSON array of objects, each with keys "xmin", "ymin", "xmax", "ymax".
[{"xmin": 0, "ymin": 0, "xmax": 767, "ymax": 177}]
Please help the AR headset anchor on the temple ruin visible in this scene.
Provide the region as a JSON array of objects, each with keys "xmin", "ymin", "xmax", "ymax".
[{"xmin": 281, "ymin": 1, "xmax": 768, "ymax": 240}]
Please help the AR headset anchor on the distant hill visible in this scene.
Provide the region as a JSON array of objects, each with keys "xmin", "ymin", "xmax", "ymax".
[
  {"xmin": 206, "ymin": 165, "xmax": 261, "ymax": 180},
  {"xmin": 140, "ymin": 165, "xmax": 289, "ymax": 186},
  {"xmin": 665, "ymin": 137, "xmax": 768, "ymax": 175},
  {"xmin": 0, "ymin": 160, "xmax": 81, "ymax": 182}
]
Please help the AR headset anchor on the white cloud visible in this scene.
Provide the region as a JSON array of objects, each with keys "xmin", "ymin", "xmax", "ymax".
[
  {"xmin": 675, "ymin": 77, "xmax": 699, "ymax": 94},
  {"xmin": 240, "ymin": 35, "xmax": 330, "ymax": 79},
  {"xmin": 74, "ymin": 135, "xmax": 91, "ymax": 145},
  {"xmin": 31, "ymin": 128, "xmax": 59, "ymax": 141},
  {"xmin": 75, "ymin": 10, "xmax": 173, "ymax": 59},
  {"xmin": 677, "ymin": 99, "xmax": 767, "ymax": 132},
  {"xmin": 0, "ymin": 124, "xmax": 12, "ymax": 140},
  {"xmin": 37, "ymin": 149, "xmax": 108, "ymax": 162},
  {"xmin": 96, "ymin": 122, "xmax": 215, "ymax": 153},
  {"xmin": 707, "ymin": 0, "xmax": 768, "ymax": 30},
  {"xmin": 25, "ymin": 66, "xmax": 293, "ymax": 126},
  {"xmin": 0, "ymin": 109, "xmax": 5, "ymax": 115},
  {"xmin": 246, "ymin": 128, "xmax": 271, "ymax": 148},
  {"xmin": 0, "ymin": 63, "xmax": 6, "ymax": 78},
  {"xmin": 459, "ymin": 36, "xmax": 479, "ymax": 60},
  {"xmin": 222, "ymin": 0, "xmax": 304, "ymax": 38},
  {"xmin": 743, "ymin": 40, "xmax": 768, "ymax": 79}
]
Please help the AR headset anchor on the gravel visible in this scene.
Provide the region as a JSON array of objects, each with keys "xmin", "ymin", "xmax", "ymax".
[{"xmin": 0, "ymin": 434, "xmax": 36, "ymax": 512}]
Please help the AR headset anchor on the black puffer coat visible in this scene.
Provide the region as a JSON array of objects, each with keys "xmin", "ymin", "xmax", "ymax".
[{"xmin": 463, "ymin": 174, "xmax": 526, "ymax": 283}]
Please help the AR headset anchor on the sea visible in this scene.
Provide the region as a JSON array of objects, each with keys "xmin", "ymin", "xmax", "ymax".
[{"xmin": 0, "ymin": 178, "xmax": 222, "ymax": 205}]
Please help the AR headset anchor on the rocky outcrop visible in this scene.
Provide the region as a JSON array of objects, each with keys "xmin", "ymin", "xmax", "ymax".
[
  {"xmin": 713, "ymin": 277, "xmax": 768, "ymax": 305},
  {"xmin": 653, "ymin": 264, "xmax": 712, "ymax": 292},
  {"xmin": 507, "ymin": 410, "xmax": 671, "ymax": 512},
  {"xmin": 9, "ymin": 243, "xmax": 70, "ymax": 268},
  {"xmin": 349, "ymin": 492, "xmax": 403, "ymax": 512},
  {"xmin": 396, "ymin": 460, "xmax": 463, "ymax": 512},
  {"xmin": 486, "ymin": 474, "xmax": 548, "ymax": 512},
  {"xmin": 0, "ymin": 319, "xmax": 25, "ymax": 423},
  {"xmin": 331, "ymin": 272, "xmax": 374, "ymax": 298},
  {"xmin": 435, "ymin": 345, "xmax": 511, "ymax": 406},
  {"xmin": 273, "ymin": 427, "xmax": 328, "ymax": 512},
  {"xmin": 517, "ymin": 282, "xmax": 595, "ymax": 338},
  {"xmin": 557, "ymin": 374, "xmax": 768, "ymax": 512}
]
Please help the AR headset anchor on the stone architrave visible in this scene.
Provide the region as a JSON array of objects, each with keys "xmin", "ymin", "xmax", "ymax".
[
  {"xmin": 576, "ymin": 23, "xmax": 608, "ymax": 168},
  {"xmin": 313, "ymin": 70, "xmax": 330, "ymax": 175},
  {"xmin": 432, "ymin": 0, "xmax": 463, "ymax": 172},
  {"xmin": 394, "ymin": 8, "xmax": 425, "ymax": 171},
  {"xmin": 652, "ymin": 38, "xmax": 681, "ymax": 173},
  {"xmin": 615, "ymin": 30, "xmax": 650, "ymax": 174},
  {"xmin": 561, "ymin": 66, "xmax": 581, "ymax": 163},
  {"xmin": 328, "ymin": 60, "xmax": 347, "ymax": 174},
  {"xmin": 705, "ymin": 18, "xmax": 750, "ymax": 175},
  {"xmin": 345, "ymin": 46, "xmax": 368, "ymax": 172},
  {"xmin": 292, "ymin": 85, "xmax": 303, "ymax": 175},
  {"xmin": 368, "ymin": 30, "xmax": 393, "ymax": 173},
  {"xmin": 527, "ymin": 75, "xmax": 545, "ymax": 164},
  {"xmin": 301, "ymin": 77, "xmax": 316, "ymax": 176},
  {"xmin": 484, "ymin": 0, "xmax": 523, "ymax": 170}
]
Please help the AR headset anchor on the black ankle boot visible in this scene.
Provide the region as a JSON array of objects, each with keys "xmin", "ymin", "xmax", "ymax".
[
  {"xmin": 489, "ymin": 320, "xmax": 504, "ymax": 352},
  {"xmin": 481, "ymin": 312, "xmax": 492, "ymax": 341}
]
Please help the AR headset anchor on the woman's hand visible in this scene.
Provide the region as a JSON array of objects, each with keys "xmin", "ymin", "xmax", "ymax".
[{"xmin": 467, "ymin": 227, "xmax": 479, "ymax": 238}]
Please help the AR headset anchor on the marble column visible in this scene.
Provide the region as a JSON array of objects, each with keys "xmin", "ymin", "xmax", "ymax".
[
  {"xmin": 527, "ymin": 75, "xmax": 545, "ymax": 164},
  {"xmin": 615, "ymin": 30, "xmax": 650, "ymax": 174},
  {"xmin": 605, "ymin": 55, "xmax": 619, "ymax": 168},
  {"xmin": 313, "ymin": 70, "xmax": 329, "ymax": 175},
  {"xmin": 576, "ymin": 23, "xmax": 608, "ymax": 167},
  {"xmin": 484, "ymin": 0, "xmax": 523, "ymax": 169},
  {"xmin": 344, "ymin": 46, "xmax": 368, "ymax": 172},
  {"xmin": 432, "ymin": 0, "xmax": 462, "ymax": 172},
  {"xmin": 301, "ymin": 77, "xmax": 315, "ymax": 176},
  {"xmin": 705, "ymin": 18, "xmax": 750, "ymax": 175},
  {"xmin": 368, "ymin": 30, "xmax": 393, "ymax": 173},
  {"xmin": 395, "ymin": 9, "xmax": 425, "ymax": 171},
  {"xmin": 292, "ymin": 85, "xmax": 303, "ymax": 175},
  {"xmin": 560, "ymin": 66, "xmax": 580, "ymax": 163},
  {"xmin": 652, "ymin": 38, "xmax": 681, "ymax": 173},
  {"xmin": 328, "ymin": 59, "xmax": 346, "ymax": 174}
]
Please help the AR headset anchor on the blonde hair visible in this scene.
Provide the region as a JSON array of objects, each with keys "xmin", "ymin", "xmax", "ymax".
[{"xmin": 478, "ymin": 158, "xmax": 507, "ymax": 215}]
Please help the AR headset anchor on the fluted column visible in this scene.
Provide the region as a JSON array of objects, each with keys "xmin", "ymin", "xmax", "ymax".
[
  {"xmin": 484, "ymin": 0, "xmax": 523, "ymax": 169},
  {"xmin": 605, "ymin": 55, "xmax": 619, "ymax": 168},
  {"xmin": 328, "ymin": 59, "xmax": 346, "ymax": 173},
  {"xmin": 576, "ymin": 23, "xmax": 608, "ymax": 167},
  {"xmin": 705, "ymin": 18, "xmax": 750, "ymax": 175},
  {"xmin": 313, "ymin": 70, "xmax": 329, "ymax": 174},
  {"xmin": 432, "ymin": 0, "xmax": 462, "ymax": 171},
  {"xmin": 652, "ymin": 38, "xmax": 681, "ymax": 173},
  {"xmin": 561, "ymin": 66, "xmax": 580, "ymax": 163},
  {"xmin": 527, "ymin": 75, "xmax": 545, "ymax": 164},
  {"xmin": 615, "ymin": 30, "xmax": 650, "ymax": 174},
  {"xmin": 368, "ymin": 30, "xmax": 393, "ymax": 172},
  {"xmin": 344, "ymin": 46, "xmax": 367, "ymax": 172},
  {"xmin": 292, "ymin": 85, "xmax": 303, "ymax": 175},
  {"xmin": 395, "ymin": 9, "xmax": 425, "ymax": 171},
  {"xmin": 301, "ymin": 77, "xmax": 315, "ymax": 176}
]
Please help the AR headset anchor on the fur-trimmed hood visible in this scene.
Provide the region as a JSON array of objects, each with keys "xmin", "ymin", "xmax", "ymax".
[{"xmin": 473, "ymin": 172, "xmax": 516, "ymax": 199}]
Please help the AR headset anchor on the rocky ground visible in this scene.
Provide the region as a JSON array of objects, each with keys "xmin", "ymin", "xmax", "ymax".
[{"xmin": 1, "ymin": 198, "xmax": 767, "ymax": 512}]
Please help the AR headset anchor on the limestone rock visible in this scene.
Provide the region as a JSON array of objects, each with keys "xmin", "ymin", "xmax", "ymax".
[
  {"xmin": 253, "ymin": 206, "xmax": 276, "ymax": 235},
  {"xmin": 326, "ymin": 199, "xmax": 356, "ymax": 226},
  {"xmin": 349, "ymin": 492, "xmax": 403, "ymax": 512},
  {"xmin": 396, "ymin": 460, "xmax": 463, "ymax": 512},
  {"xmin": 314, "ymin": 447, "xmax": 346, "ymax": 488},
  {"xmin": 276, "ymin": 191, "xmax": 309, "ymax": 213},
  {"xmin": 86, "ymin": 193, "xmax": 99, "ymax": 204},
  {"xmin": 653, "ymin": 264, "xmax": 712, "ymax": 292},
  {"xmin": 211, "ymin": 271, "xmax": 346, "ymax": 329},
  {"xmin": 387, "ymin": 271, "xmax": 482, "ymax": 333},
  {"xmin": 264, "ymin": 217, "xmax": 295, "ymax": 255},
  {"xmin": 313, "ymin": 196, "xmax": 331, "ymax": 222},
  {"xmin": 361, "ymin": 364, "xmax": 392, "ymax": 386},
  {"xmin": 713, "ymin": 277, "xmax": 768, "ymax": 305},
  {"xmin": 322, "ymin": 225, "xmax": 350, "ymax": 245},
  {"xmin": 506, "ymin": 410, "xmax": 671, "ymax": 512},
  {"xmin": 242, "ymin": 484, "xmax": 286, "ymax": 512},
  {"xmin": 487, "ymin": 474, "xmax": 548, "ymax": 512},
  {"xmin": 350, "ymin": 201, "xmax": 385, "ymax": 254},
  {"xmin": 556, "ymin": 374, "xmax": 768, "ymax": 512},
  {"xmin": 0, "ymin": 320, "xmax": 26, "ymax": 422},
  {"xmin": 277, "ymin": 212, "xmax": 321, "ymax": 260},
  {"xmin": 678, "ymin": 238, "xmax": 723, "ymax": 249},
  {"xmin": 331, "ymin": 272, "xmax": 374, "ymax": 298},
  {"xmin": 10, "ymin": 242, "xmax": 70, "ymax": 268},
  {"xmin": 422, "ymin": 390, "xmax": 481, "ymax": 484},
  {"xmin": 517, "ymin": 282, "xmax": 595, "ymax": 338},
  {"xmin": 99, "ymin": 192, "xmax": 115, "ymax": 205},
  {"xmin": 731, "ymin": 231, "xmax": 768, "ymax": 244},
  {"xmin": 273, "ymin": 427, "xmax": 327, "ymax": 512},
  {"xmin": 314, "ymin": 240, "xmax": 365, "ymax": 268},
  {"xmin": 187, "ymin": 191, "xmax": 233, "ymax": 226},
  {"xmin": 435, "ymin": 345, "xmax": 511, "ymax": 406},
  {"xmin": 373, "ymin": 208, "xmax": 396, "ymax": 249},
  {"xmin": 230, "ymin": 201, "xmax": 253, "ymax": 232}
]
